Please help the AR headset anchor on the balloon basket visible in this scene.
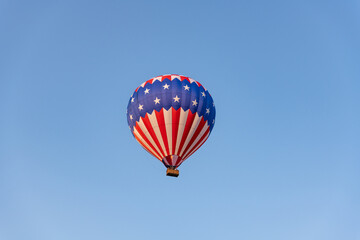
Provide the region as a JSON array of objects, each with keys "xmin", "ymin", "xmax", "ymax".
[{"xmin": 166, "ymin": 168, "xmax": 179, "ymax": 177}]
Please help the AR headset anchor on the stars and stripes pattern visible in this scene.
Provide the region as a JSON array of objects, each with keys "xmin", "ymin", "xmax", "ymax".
[{"xmin": 127, "ymin": 74, "xmax": 215, "ymax": 169}]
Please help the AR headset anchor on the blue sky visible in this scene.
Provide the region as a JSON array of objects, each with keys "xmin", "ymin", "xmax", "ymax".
[{"xmin": 1, "ymin": 0, "xmax": 359, "ymax": 239}]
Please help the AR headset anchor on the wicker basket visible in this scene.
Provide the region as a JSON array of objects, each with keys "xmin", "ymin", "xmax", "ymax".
[{"xmin": 166, "ymin": 168, "xmax": 179, "ymax": 177}]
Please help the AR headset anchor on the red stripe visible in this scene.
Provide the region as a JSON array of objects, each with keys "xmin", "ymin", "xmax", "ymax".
[
  {"xmin": 180, "ymin": 76, "xmax": 190, "ymax": 83},
  {"xmin": 161, "ymin": 75, "xmax": 171, "ymax": 81},
  {"xmin": 134, "ymin": 123, "xmax": 162, "ymax": 159},
  {"xmin": 162, "ymin": 156, "xmax": 170, "ymax": 166},
  {"xmin": 168, "ymin": 155, "xmax": 175, "ymax": 166},
  {"xmin": 173, "ymin": 155, "xmax": 180, "ymax": 166},
  {"xmin": 171, "ymin": 108, "xmax": 181, "ymax": 155},
  {"xmin": 183, "ymin": 128, "xmax": 210, "ymax": 160},
  {"xmin": 195, "ymin": 81, "xmax": 202, "ymax": 88},
  {"xmin": 141, "ymin": 114, "xmax": 166, "ymax": 158},
  {"xmin": 143, "ymin": 79, "xmax": 153, "ymax": 88},
  {"xmin": 180, "ymin": 117, "xmax": 206, "ymax": 157},
  {"xmin": 177, "ymin": 111, "xmax": 196, "ymax": 156},
  {"xmin": 155, "ymin": 109, "xmax": 170, "ymax": 155},
  {"xmin": 174, "ymin": 155, "xmax": 184, "ymax": 167}
]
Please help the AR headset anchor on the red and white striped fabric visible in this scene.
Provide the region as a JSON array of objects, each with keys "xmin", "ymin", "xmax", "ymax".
[{"xmin": 127, "ymin": 74, "xmax": 215, "ymax": 169}]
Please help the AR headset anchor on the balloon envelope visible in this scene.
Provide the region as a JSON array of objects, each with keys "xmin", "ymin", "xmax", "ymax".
[{"xmin": 127, "ymin": 74, "xmax": 215, "ymax": 169}]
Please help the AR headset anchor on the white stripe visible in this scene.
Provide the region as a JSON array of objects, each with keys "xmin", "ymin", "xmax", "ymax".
[
  {"xmin": 174, "ymin": 108, "xmax": 189, "ymax": 155},
  {"xmin": 152, "ymin": 76, "xmax": 162, "ymax": 83},
  {"xmin": 183, "ymin": 132, "xmax": 210, "ymax": 160},
  {"xmin": 162, "ymin": 156, "xmax": 170, "ymax": 166},
  {"xmin": 179, "ymin": 113, "xmax": 202, "ymax": 157},
  {"xmin": 133, "ymin": 128, "xmax": 162, "ymax": 160},
  {"xmin": 170, "ymin": 155, "xmax": 177, "ymax": 166},
  {"xmin": 182, "ymin": 122, "xmax": 210, "ymax": 158},
  {"xmin": 137, "ymin": 117, "xmax": 164, "ymax": 159},
  {"xmin": 163, "ymin": 108, "xmax": 173, "ymax": 155},
  {"xmin": 174, "ymin": 155, "xmax": 180, "ymax": 166},
  {"xmin": 171, "ymin": 75, "xmax": 180, "ymax": 80},
  {"xmin": 188, "ymin": 78, "xmax": 196, "ymax": 84},
  {"xmin": 140, "ymin": 81, "xmax": 146, "ymax": 88},
  {"xmin": 147, "ymin": 111, "xmax": 168, "ymax": 156}
]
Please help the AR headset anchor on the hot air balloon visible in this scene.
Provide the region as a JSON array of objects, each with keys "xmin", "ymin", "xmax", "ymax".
[{"xmin": 126, "ymin": 74, "xmax": 215, "ymax": 177}]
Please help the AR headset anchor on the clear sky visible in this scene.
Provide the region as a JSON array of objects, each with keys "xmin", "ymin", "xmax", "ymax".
[{"xmin": 1, "ymin": 1, "xmax": 359, "ymax": 239}]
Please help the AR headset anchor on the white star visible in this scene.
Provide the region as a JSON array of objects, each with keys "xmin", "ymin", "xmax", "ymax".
[
  {"xmin": 201, "ymin": 92, "xmax": 206, "ymax": 97},
  {"xmin": 206, "ymin": 108, "xmax": 210, "ymax": 114},
  {"xmin": 212, "ymin": 119, "xmax": 215, "ymax": 124},
  {"xmin": 213, "ymin": 102, "xmax": 215, "ymax": 107},
  {"xmin": 154, "ymin": 97, "xmax": 160, "ymax": 104},
  {"xmin": 163, "ymin": 84, "xmax": 170, "ymax": 90},
  {"xmin": 184, "ymin": 85, "xmax": 190, "ymax": 91},
  {"xmin": 173, "ymin": 95, "xmax": 180, "ymax": 102},
  {"xmin": 138, "ymin": 104, "xmax": 143, "ymax": 110},
  {"xmin": 192, "ymin": 99, "xmax": 198, "ymax": 106},
  {"xmin": 144, "ymin": 88, "xmax": 150, "ymax": 94},
  {"xmin": 131, "ymin": 97, "xmax": 134, "ymax": 102},
  {"xmin": 130, "ymin": 115, "xmax": 133, "ymax": 120}
]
